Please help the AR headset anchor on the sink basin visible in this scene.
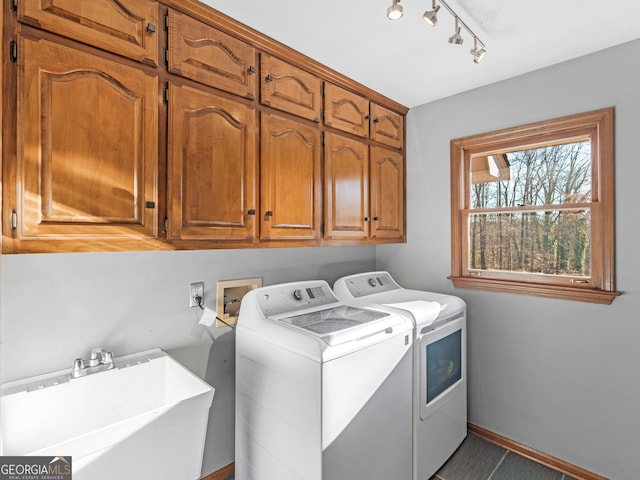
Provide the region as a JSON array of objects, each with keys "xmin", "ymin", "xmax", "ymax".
[{"xmin": 1, "ymin": 348, "xmax": 214, "ymax": 480}]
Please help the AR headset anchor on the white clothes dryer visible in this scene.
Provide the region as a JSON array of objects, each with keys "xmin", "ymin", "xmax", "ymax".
[
  {"xmin": 235, "ymin": 280, "xmax": 414, "ymax": 480},
  {"xmin": 333, "ymin": 272, "xmax": 467, "ymax": 480}
]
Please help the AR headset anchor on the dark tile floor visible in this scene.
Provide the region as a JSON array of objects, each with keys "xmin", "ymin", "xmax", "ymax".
[
  {"xmin": 227, "ymin": 432, "xmax": 578, "ymax": 480},
  {"xmin": 432, "ymin": 433, "xmax": 578, "ymax": 480}
]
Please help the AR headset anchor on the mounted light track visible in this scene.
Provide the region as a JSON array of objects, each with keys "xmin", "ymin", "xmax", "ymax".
[{"xmin": 386, "ymin": 0, "xmax": 487, "ymax": 64}]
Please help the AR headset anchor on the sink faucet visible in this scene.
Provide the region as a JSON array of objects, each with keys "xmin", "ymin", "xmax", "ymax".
[
  {"xmin": 70, "ymin": 348, "xmax": 115, "ymax": 379},
  {"xmin": 88, "ymin": 347, "xmax": 114, "ymax": 368}
]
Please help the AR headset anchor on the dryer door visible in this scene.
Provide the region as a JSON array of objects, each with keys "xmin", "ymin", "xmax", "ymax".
[{"xmin": 420, "ymin": 314, "xmax": 465, "ymax": 420}]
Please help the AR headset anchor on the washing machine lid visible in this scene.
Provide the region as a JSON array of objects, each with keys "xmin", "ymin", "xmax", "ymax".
[{"xmin": 278, "ymin": 305, "xmax": 393, "ymax": 346}]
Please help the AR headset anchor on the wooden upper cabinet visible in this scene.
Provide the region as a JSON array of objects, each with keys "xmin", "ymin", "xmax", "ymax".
[
  {"xmin": 370, "ymin": 146, "xmax": 405, "ymax": 241},
  {"xmin": 370, "ymin": 103, "xmax": 404, "ymax": 149},
  {"xmin": 167, "ymin": 9, "xmax": 257, "ymax": 99},
  {"xmin": 4, "ymin": 2, "xmax": 406, "ymax": 252},
  {"xmin": 260, "ymin": 112, "xmax": 322, "ymax": 241},
  {"xmin": 324, "ymin": 133, "xmax": 369, "ymax": 240},
  {"xmin": 324, "ymin": 83, "xmax": 370, "ymax": 137},
  {"xmin": 167, "ymin": 84, "xmax": 258, "ymax": 242},
  {"xmin": 3, "ymin": 35, "xmax": 158, "ymax": 252},
  {"xmin": 19, "ymin": 0, "xmax": 158, "ymax": 65},
  {"xmin": 261, "ymin": 54, "xmax": 322, "ymax": 122}
]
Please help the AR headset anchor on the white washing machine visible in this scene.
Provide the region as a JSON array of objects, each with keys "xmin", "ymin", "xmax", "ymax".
[
  {"xmin": 333, "ymin": 272, "xmax": 467, "ymax": 480},
  {"xmin": 235, "ymin": 280, "xmax": 414, "ymax": 480}
]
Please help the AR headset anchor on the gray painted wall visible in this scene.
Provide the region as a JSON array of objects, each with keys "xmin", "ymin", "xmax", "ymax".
[
  {"xmin": 0, "ymin": 246, "xmax": 376, "ymax": 475},
  {"xmin": 376, "ymin": 39, "xmax": 640, "ymax": 480}
]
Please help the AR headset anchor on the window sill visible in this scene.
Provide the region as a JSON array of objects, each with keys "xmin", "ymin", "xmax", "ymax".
[{"xmin": 448, "ymin": 276, "xmax": 620, "ymax": 304}]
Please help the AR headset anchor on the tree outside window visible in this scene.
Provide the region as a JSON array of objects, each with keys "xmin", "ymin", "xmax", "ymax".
[{"xmin": 449, "ymin": 108, "xmax": 619, "ymax": 304}]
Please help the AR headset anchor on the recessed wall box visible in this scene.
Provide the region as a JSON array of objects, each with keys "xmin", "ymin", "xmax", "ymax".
[{"xmin": 216, "ymin": 278, "xmax": 262, "ymax": 327}]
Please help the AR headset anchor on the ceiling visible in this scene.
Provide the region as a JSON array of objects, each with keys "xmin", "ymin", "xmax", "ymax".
[{"xmin": 201, "ymin": 0, "xmax": 640, "ymax": 108}]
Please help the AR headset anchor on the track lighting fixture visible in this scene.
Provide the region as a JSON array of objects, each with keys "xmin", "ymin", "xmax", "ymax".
[
  {"xmin": 448, "ymin": 17, "xmax": 463, "ymax": 45},
  {"xmin": 470, "ymin": 37, "xmax": 486, "ymax": 63},
  {"xmin": 387, "ymin": 0, "xmax": 403, "ymax": 20},
  {"xmin": 386, "ymin": 0, "xmax": 487, "ymax": 64},
  {"xmin": 422, "ymin": 0, "xmax": 440, "ymax": 26}
]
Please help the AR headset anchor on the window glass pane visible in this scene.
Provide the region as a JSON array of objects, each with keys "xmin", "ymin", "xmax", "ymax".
[
  {"xmin": 468, "ymin": 210, "xmax": 591, "ymax": 276},
  {"xmin": 470, "ymin": 141, "xmax": 592, "ymax": 209}
]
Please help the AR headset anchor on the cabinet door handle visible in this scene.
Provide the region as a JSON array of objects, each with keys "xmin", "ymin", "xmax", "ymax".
[
  {"xmin": 10, "ymin": 209, "xmax": 17, "ymax": 230},
  {"xmin": 265, "ymin": 74, "xmax": 273, "ymax": 82},
  {"xmin": 364, "ymin": 217, "xmax": 370, "ymax": 222},
  {"xmin": 247, "ymin": 209, "xmax": 256, "ymax": 215},
  {"xmin": 248, "ymin": 66, "xmax": 256, "ymax": 74},
  {"xmin": 265, "ymin": 210, "xmax": 273, "ymax": 218},
  {"xmin": 364, "ymin": 114, "xmax": 370, "ymax": 120},
  {"xmin": 373, "ymin": 118, "xmax": 380, "ymax": 123},
  {"xmin": 146, "ymin": 23, "xmax": 156, "ymax": 34},
  {"xmin": 373, "ymin": 216, "xmax": 380, "ymax": 221}
]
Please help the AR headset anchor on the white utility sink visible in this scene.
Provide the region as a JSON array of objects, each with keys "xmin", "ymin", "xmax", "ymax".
[{"xmin": 1, "ymin": 348, "xmax": 214, "ymax": 480}]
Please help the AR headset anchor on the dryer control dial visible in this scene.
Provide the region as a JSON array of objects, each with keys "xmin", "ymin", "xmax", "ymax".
[
  {"xmin": 293, "ymin": 289, "xmax": 304, "ymax": 300},
  {"xmin": 335, "ymin": 272, "xmax": 401, "ymax": 298}
]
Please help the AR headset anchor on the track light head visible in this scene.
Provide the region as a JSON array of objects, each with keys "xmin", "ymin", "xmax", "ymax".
[
  {"xmin": 470, "ymin": 38, "xmax": 486, "ymax": 63},
  {"xmin": 448, "ymin": 23, "xmax": 463, "ymax": 45},
  {"xmin": 471, "ymin": 47, "xmax": 486, "ymax": 63},
  {"xmin": 423, "ymin": 2, "xmax": 440, "ymax": 26},
  {"xmin": 387, "ymin": 0, "xmax": 403, "ymax": 20}
]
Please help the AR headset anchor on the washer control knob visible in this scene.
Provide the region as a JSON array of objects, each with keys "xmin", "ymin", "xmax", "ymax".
[
  {"xmin": 368, "ymin": 278, "xmax": 377, "ymax": 287},
  {"xmin": 293, "ymin": 289, "xmax": 304, "ymax": 300}
]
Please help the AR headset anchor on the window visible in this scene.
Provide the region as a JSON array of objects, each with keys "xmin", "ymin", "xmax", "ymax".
[{"xmin": 449, "ymin": 108, "xmax": 619, "ymax": 304}]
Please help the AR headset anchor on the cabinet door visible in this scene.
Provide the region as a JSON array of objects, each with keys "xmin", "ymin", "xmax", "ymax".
[
  {"xmin": 261, "ymin": 54, "xmax": 321, "ymax": 122},
  {"xmin": 370, "ymin": 146, "xmax": 405, "ymax": 241},
  {"xmin": 324, "ymin": 83, "xmax": 369, "ymax": 137},
  {"xmin": 19, "ymin": 0, "xmax": 158, "ymax": 65},
  {"xmin": 5, "ymin": 35, "xmax": 158, "ymax": 251},
  {"xmin": 167, "ymin": 84, "xmax": 258, "ymax": 241},
  {"xmin": 167, "ymin": 9, "xmax": 257, "ymax": 99},
  {"xmin": 324, "ymin": 133, "xmax": 369, "ymax": 240},
  {"xmin": 370, "ymin": 103, "xmax": 404, "ymax": 150},
  {"xmin": 260, "ymin": 113, "xmax": 322, "ymax": 240}
]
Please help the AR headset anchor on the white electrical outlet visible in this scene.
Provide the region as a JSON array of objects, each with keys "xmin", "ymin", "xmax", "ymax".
[{"xmin": 189, "ymin": 282, "xmax": 204, "ymax": 308}]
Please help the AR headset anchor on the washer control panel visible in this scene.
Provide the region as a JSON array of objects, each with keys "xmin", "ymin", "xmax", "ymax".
[
  {"xmin": 339, "ymin": 272, "xmax": 401, "ymax": 298},
  {"xmin": 257, "ymin": 281, "xmax": 340, "ymax": 318}
]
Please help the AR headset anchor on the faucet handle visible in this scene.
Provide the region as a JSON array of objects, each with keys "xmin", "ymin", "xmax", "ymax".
[
  {"xmin": 103, "ymin": 350, "xmax": 114, "ymax": 368},
  {"xmin": 71, "ymin": 358, "xmax": 86, "ymax": 378}
]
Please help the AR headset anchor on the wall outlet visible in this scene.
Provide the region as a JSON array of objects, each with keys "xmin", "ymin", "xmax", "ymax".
[
  {"xmin": 216, "ymin": 278, "xmax": 262, "ymax": 327},
  {"xmin": 189, "ymin": 282, "xmax": 204, "ymax": 308}
]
